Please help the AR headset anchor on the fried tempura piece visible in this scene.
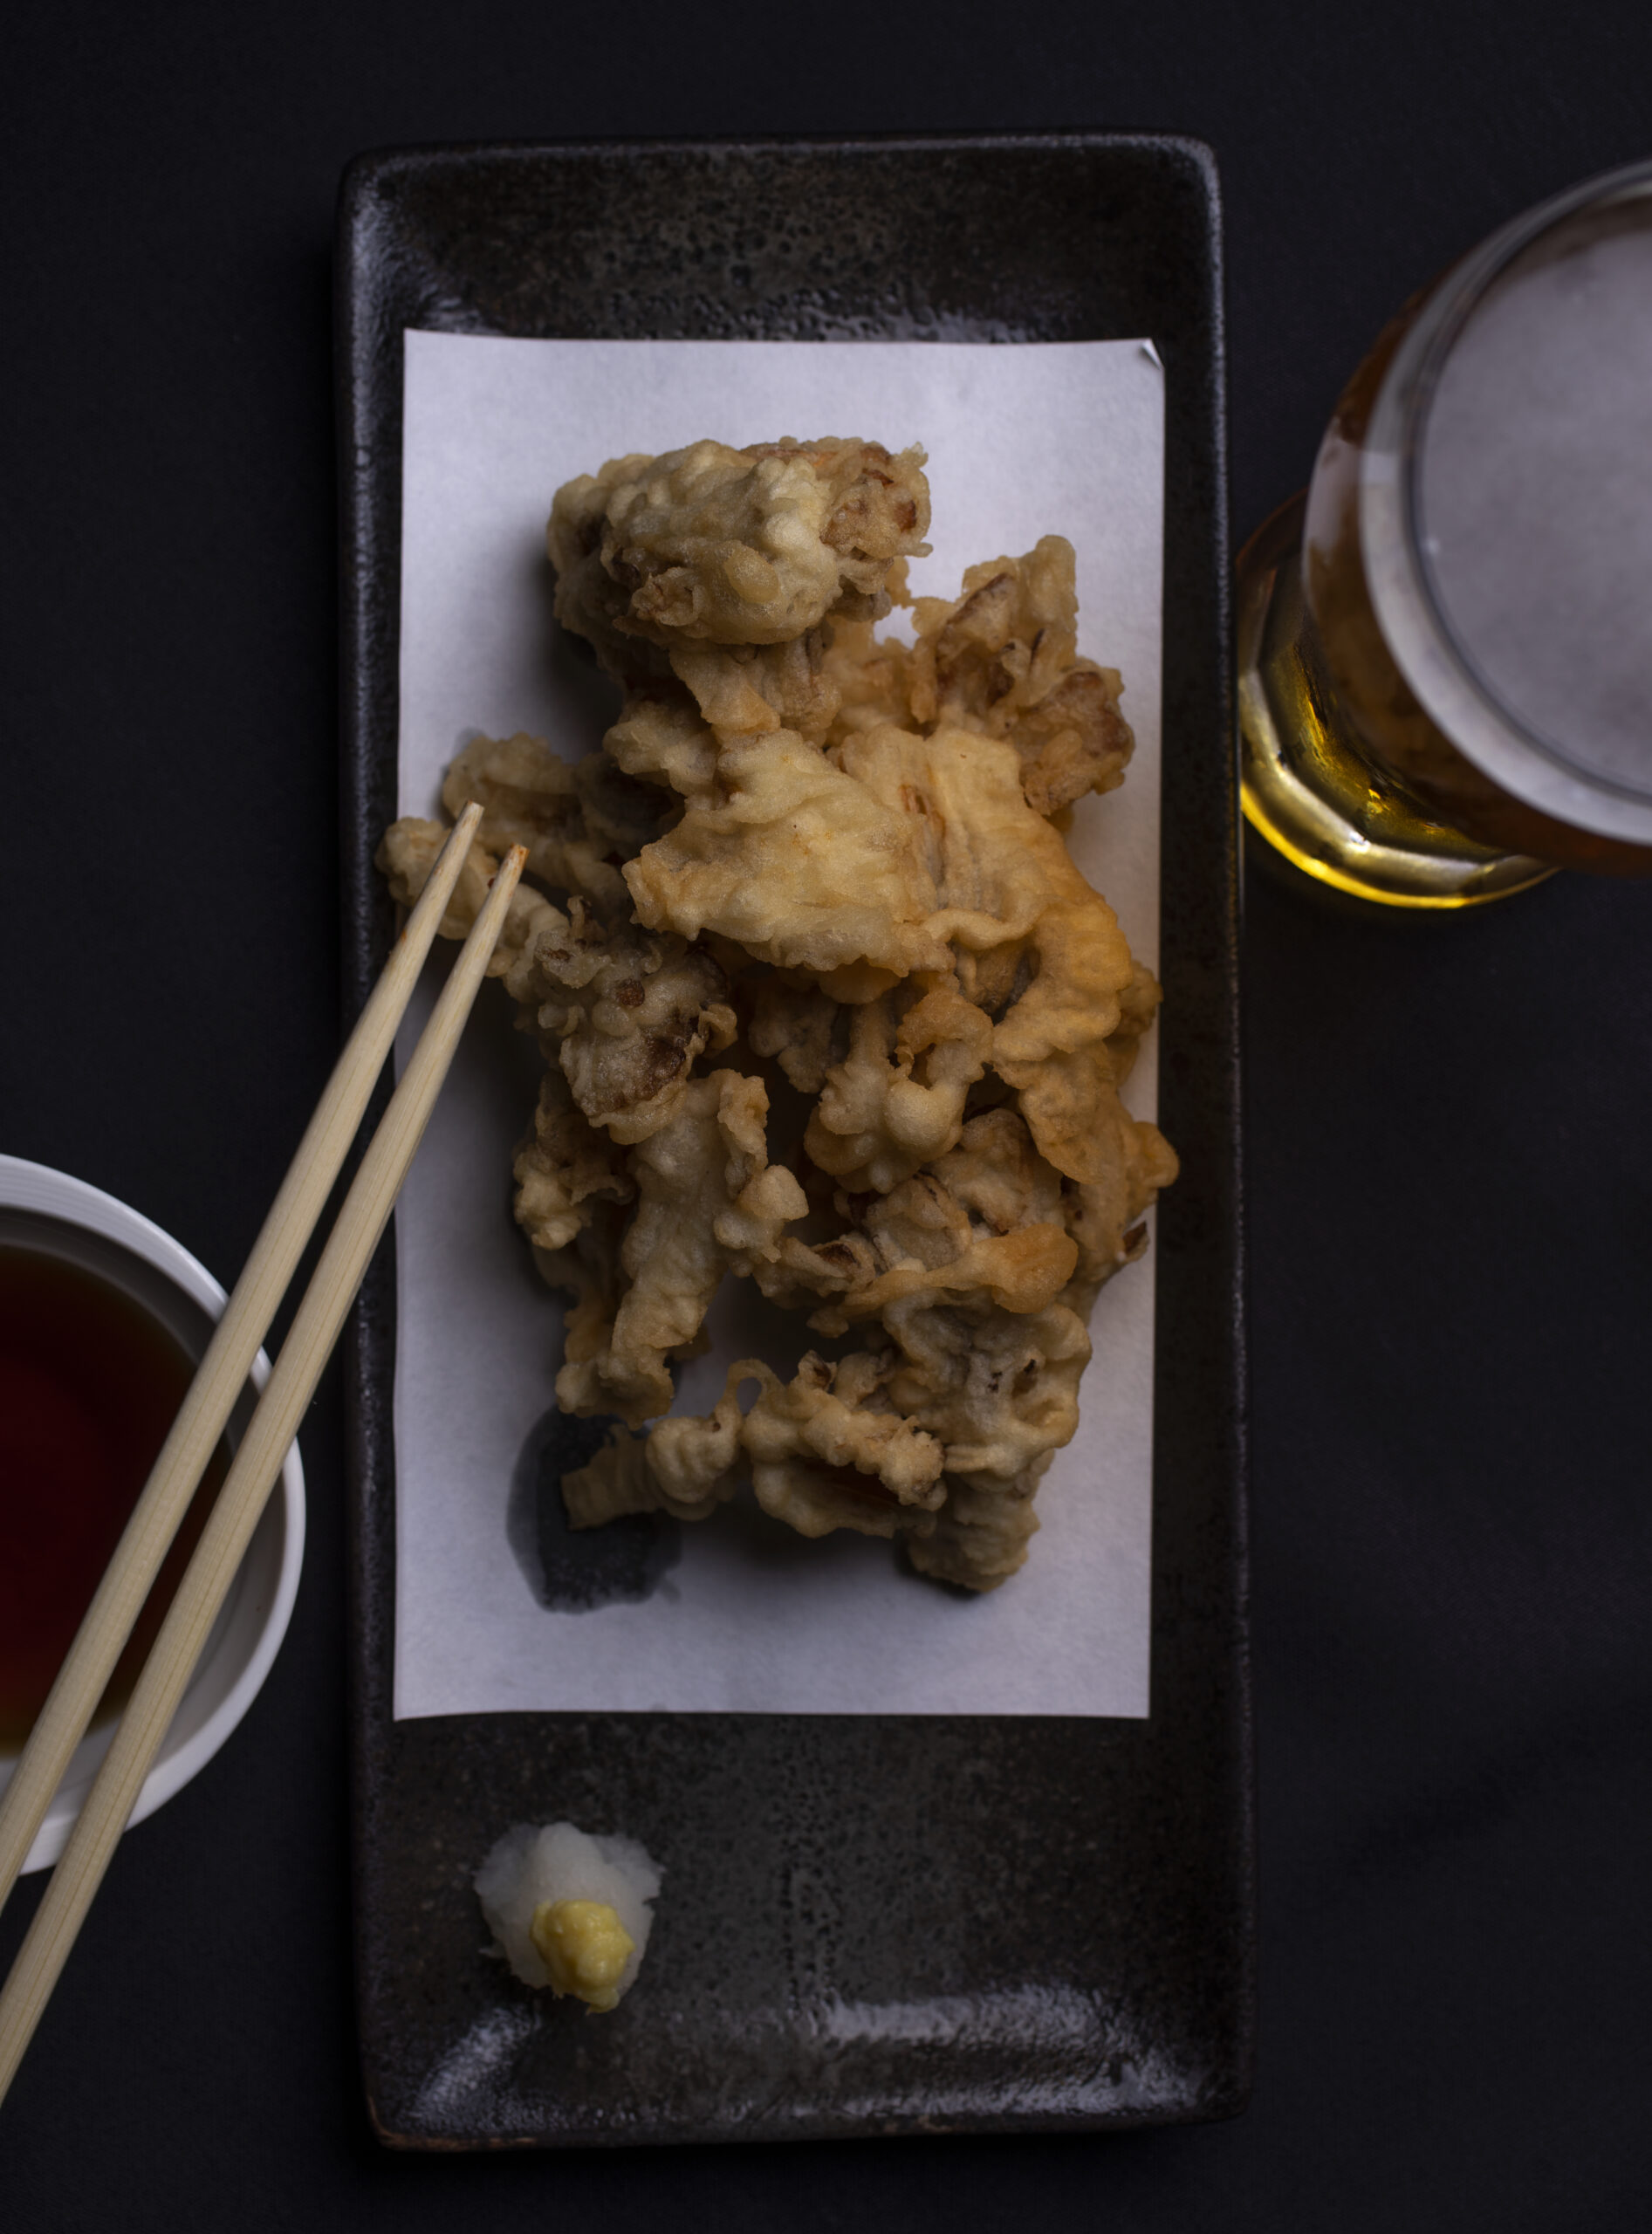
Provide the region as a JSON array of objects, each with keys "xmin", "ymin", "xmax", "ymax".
[
  {"xmin": 374, "ymin": 816, "xmax": 568, "ymax": 975},
  {"xmin": 530, "ymin": 1201, "xmax": 629, "ymax": 1405},
  {"xmin": 801, "ymin": 978, "xmax": 993, "ymax": 1194},
  {"xmin": 377, "ymin": 729, "xmax": 674, "ymax": 958},
  {"xmin": 561, "ymin": 1351, "xmax": 945, "ymax": 1543},
  {"xmin": 561, "ymin": 1413, "xmax": 745, "ymax": 1527},
  {"xmin": 507, "ymin": 906, "xmax": 737, "ymax": 1147},
  {"xmin": 819, "ymin": 606, "xmax": 913, "ymax": 739},
  {"xmin": 668, "ymin": 633, "xmax": 841, "ymax": 741},
  {"xmin": 624, "ymin": 730, "xmax": 949, "ymax": 983},
  {"xmin": 549, "ymin": 438, "xmax": 930, "ymax": 668},
  {"xmin": 908, "ymin": 539, "xmax": 1134, "ymax": 815},
  {"xmin": 512, "ymin": 1066, "xmax": 634, "ymax": 1254},
  {"xmin": 569, "ymin": 747, "xmax": 678, "ymax": 863},
  {"xmin": 602, "ymin": 687, "xmax": 722, "ymax": 806},
  {"xmin": 437, "ymin": 733, "xmax": 627, "ymax": 907},
  {"xmin": 747, "ymin": 972, "xmax": 841, "ymax": 1095},
  {"xmin": 1059, "ymin": 1094, "xmax": 1180, "ymax": 1317},
  {"xmin": 906, "ymin": 1476, "xmax": 1045, "ymax": 1592},
  {"xmin": 826, "ymin": 537, "xmax": 1134, "ymax": 818},
  {"xmin": 600, "ymin": 648, "xmax": 843, "ymax": 826},
  {"xmin": 761, "ymin": 1121, "xmax": 1079, "ymax": 1338},
  {"xmin": 836, "ymin": 723, "xmax": 1140, "ymax": 1183},
  {"xmin": 739, "ymin": 1353, "xmax": 947, "ymax": 1537},
  {"xmin": 552, "ymin": 1071, "xmax": 807, "ymax": 1425}
]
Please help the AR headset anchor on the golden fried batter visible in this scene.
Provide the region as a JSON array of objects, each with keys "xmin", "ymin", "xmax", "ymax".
[
  {"xmin": 380, "ymin": 438, "xmax": 1173, "ymax": 1590},
  {"xmin": 826, "ymin": 536, "xmax": 1134, "ymax": 818},
  {"xmin": 549, "ymin": 437, "xmax": 930, "ymax": 668},
  {"xmin": 623, "ymin": 730, "xmax": 948, "ymax": 982},
  {"xmin": 554, "ymin": 1071, "xmax": 806, "ymax": 1426},
  {"xmin": 374, "ymin": 815, "xmax": 569, "ymax": 975},
  {"xmin": 508, "ymin": 907, "xmax": 737, "ymax": 1147}
]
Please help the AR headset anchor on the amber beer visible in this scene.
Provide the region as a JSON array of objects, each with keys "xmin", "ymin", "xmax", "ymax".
[{"xmin": 1238, "ymin": 161, "xmax": 1652, "ymax": 907}]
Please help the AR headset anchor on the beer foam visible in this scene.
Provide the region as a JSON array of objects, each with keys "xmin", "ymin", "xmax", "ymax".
[{"xmin": 1417, "ymin": 204, "xmax": 1652, "ymax": 798}]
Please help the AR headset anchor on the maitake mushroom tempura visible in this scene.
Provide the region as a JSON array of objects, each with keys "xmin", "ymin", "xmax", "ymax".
[{"xmin": 379, "ymin": 435, "xmax": 1176, "ymax": 1590}]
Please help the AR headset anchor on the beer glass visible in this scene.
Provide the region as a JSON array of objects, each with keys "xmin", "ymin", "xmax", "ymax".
[{"xmin": 1237, "ymin": 159, "xmax": 1652, "ymax": 908}]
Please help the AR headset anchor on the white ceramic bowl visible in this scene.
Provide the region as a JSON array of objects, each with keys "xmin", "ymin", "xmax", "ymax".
[{"xmin": 0, "ymin": 1154, "xmax": 305, "ymax": 1871}]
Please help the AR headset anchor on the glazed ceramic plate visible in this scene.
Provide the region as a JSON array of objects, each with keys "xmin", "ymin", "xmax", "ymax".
[{"xmin": 338, "ymin": 135, "xmax": 1250, "ymax": 2148}]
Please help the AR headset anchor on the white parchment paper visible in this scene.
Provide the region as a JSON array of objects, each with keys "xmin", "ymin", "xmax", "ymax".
[{"xmin": 392, "ymin": 333, "xmax": 1164, "ymax": 1719}]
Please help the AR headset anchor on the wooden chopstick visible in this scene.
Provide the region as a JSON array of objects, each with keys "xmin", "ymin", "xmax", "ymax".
[
  {"xmin": 0, "ymin": 836, "xmax": 525, "ymax": 2107},
  {"xmin": 0, "ymin": 801, "xmax": 487, "ymax": 1918}
]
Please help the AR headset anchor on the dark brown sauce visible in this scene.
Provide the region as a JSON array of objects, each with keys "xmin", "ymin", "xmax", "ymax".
[{"xmin": 0, "ymin": 1246, "xmax": 229, "ymax": 1751}]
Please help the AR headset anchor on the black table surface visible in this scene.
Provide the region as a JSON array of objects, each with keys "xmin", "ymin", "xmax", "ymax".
[{"xmin": 3, "ymin": 5, "xmax": 1649, "ymax": 2226}]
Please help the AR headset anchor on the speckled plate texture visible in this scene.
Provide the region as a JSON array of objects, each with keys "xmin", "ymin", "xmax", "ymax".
[{"xmin": 336, "ymin": 134, "xmax": 1250, "ymax": 2149}]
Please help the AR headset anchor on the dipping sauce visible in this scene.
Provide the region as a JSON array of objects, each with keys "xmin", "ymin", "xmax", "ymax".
[{"xmin": 0, "ymin": 1245, "xmax": 228, "ymax": 1751}]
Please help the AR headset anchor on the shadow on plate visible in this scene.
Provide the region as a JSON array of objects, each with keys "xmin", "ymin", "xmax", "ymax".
[{"xmin": 506, "ymin": 1408, "xmax": 680, "ymax": 1614}]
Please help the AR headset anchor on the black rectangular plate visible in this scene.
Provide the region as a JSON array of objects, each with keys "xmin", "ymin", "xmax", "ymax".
[{"xmin": 338, "ymin": 134, "xmax": 1250, "ymax": 2148}]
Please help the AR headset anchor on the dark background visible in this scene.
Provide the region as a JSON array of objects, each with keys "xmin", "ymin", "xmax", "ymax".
[{"xmin": 3, "ymin": 3, "xmax": 1650, "ymax": 2225}]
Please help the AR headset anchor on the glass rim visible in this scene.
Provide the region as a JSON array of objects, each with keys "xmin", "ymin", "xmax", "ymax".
[{"xmin": 1360, "ymin": 157, "xmax": 1652, "ymax": 844}]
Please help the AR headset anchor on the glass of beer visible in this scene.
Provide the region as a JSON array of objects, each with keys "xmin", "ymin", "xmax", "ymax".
[{"xmin": 1237, "ymin": 159, "xmax": 1652, "ymax": 908}]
